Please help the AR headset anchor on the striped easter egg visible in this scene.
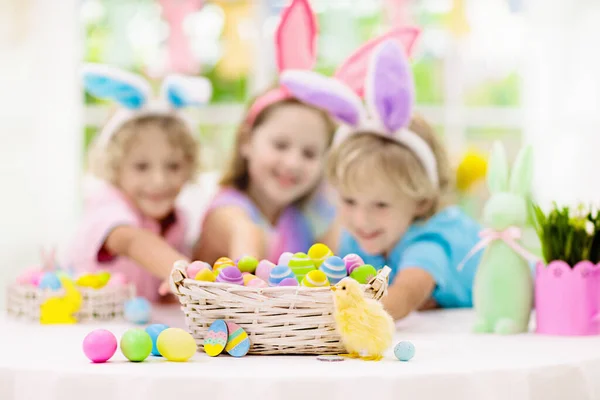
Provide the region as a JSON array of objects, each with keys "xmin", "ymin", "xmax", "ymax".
[
  {"xmin": 288, "ymin": 252, "xmax": 316, "ymax": 283},
  {"xmin": 224, "ymin": 322, "xmax": 250, "ymax": 357},
  {"xmin": 301, "ymin": 270, "xmax": 330, "ymax": 287},
  {"xmin": 319, "ymin": 256, "xmax": 348, "ymax": 284},
  {"xmin": 204, "ymin": 320, "xmax": 228, "ymax": 357},
  {"xmin": 213, "ymin": 257, "xmax": 236, "ymax": 276},
  {"xmin": 216, "ymin": 266, "xmax": 244, "ymax": 285},
  {"xmin": 343, "ymin": 254, "xmax": 364, "ymax": 274},
  {"xmin": 268, "ymin": 265, "xmax": 295, "ymax": 286}
]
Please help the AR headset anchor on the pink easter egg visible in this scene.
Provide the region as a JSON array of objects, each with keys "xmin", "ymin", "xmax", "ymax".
[
  {"xmin": 255, "ymin": 260, "xmax": 275, "ymax": 282},
  {"xmin": 279, "ymin": 277, "xmax": 299, "ymax": 287},
  {"xmin": 16, "ymin": 269, "xmax": 41, "ymax": 286},
  {"xmin": 83, "ymin": 329, "xmax": 117, "ymax": 363},
  {"xmin": 186, "ymin": 261, "xmax": 211, "ymax": 279},
  {"xmin": 343, "ymin": 254, "xmax": 365, "ymax": 274},
  {"xmin": 107, "ymin": 272, "xmax": 128, "ymax": 287},
  {"xmin": 247, "ymin": 278, "xmax": 268, "ymax": 288},
  {"xmin": 216, "ymin": 266, "xmax": 244, "ymax": 285}
]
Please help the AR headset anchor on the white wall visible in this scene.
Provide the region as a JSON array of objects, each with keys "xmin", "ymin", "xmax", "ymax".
[{"xmin": 0, "ymin": 0, "xmax": 82, "ymax": 304}]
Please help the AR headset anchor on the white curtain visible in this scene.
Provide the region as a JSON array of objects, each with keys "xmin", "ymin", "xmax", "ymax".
[
  {"xmin": 0, "ymin": 0, "xmax": 82, "ymax": 301},
  {"xmin": 523, "ymin": 0, "xmax": 600, "ymax": 209}
]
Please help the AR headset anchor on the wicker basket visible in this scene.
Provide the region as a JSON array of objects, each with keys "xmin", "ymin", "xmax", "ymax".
[
  {"xmin": 6, "ymin": 283, "xmax": 135, "ymax": 322},
  {"xmin": 170, "ymin": 260, "xmax": 391, "ymax": 355}
]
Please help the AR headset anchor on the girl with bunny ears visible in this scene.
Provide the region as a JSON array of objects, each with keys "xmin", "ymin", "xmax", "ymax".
[
  {"xmin": 67, "ymin": 64, "xmax": 211, "ymax": 301},
  {"xmin": 281, "ymin": 39, "xmax": 482, "ymax": 320}
]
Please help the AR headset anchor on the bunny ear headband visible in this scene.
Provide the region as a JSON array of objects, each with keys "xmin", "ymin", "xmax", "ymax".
[
  {"xmin": 279, "ymin": 32, "xmax": 438, "ymax": 187},
  {"xmin": 82, "ymin": 63, "xmax": 212, "ymax": 147}
]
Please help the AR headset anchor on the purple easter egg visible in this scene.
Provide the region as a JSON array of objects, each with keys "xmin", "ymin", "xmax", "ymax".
[
  {"xmin": 255, "ymin": 260, "xmax": 276, "ymax": 282},
  {"xmin": 343, "ymin": 254, "xmax": 365, "ymax": 274},
  {"xmin": 216, "ymin": 266, "xmax": 244, "ymax": 285},
  {"xmin": 279, "ymin": 277, "xmax": 299, "ymax": 287}
]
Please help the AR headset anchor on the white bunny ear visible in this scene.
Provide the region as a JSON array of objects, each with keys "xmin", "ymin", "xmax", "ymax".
[
  {"xmin": 160, "ymin": 74, "xmax": 212, "ymax": 109},
  {"xmin": 81, "ymin": 63, "xmax": 152, "ymax": 110},
  {"xmin": 365, "ymin": 40, "xmax": 414, "ymax": 133},
  {"xmin": 280, "ymin": 70, "xmax": 365, "ymax": 126}
]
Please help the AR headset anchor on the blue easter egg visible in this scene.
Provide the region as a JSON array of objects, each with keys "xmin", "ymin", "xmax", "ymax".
[
  {"xmin": 394, "ymin": 341, "xmax": 415, "ymax": 361},
  {"xmin": 319, "ymin": 256, "xmax": 348, "ymax": 284},
  {"xmin": 268, "ymin": 265, "xmax": 295, "ymax": 286},
  {"xmin": 145, "ymin": 323, "xmax": 169, "ymax": 356},
  {"xmin": 124, "ymin": 297, "xmax": 152, "ymax": 325},
  {"xmin": 39, "ymin": 272, "xmax": 62, "ymax": 290}
]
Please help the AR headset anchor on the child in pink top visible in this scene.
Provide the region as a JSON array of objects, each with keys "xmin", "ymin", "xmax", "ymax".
[{"xmin": 68, "ymin": 64, "xmax": 211, "ymax": 301}]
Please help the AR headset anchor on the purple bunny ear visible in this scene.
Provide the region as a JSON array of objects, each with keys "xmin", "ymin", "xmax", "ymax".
[
  {"xmin": 280, "ymin": 70, "xmax": 364, "ymax": 126},
  {"xmin": 365, "ymin": 40, "xmax": 414, "ymax": 133}
]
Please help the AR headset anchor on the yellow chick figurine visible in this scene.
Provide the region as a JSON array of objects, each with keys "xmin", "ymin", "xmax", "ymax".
[
  {"xmin": 331, "ymin": 278, "xmax": 395, "ymax": 361},
  {"xmin": 40, "ymin": 276, "xmax": 82, "ymax": 324}
]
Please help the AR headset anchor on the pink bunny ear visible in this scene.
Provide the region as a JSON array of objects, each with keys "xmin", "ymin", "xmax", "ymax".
[
  {"xmin": 365, "ymin": 40, "xmax": 414, "ymax": 132},
  {"xmin": 275, "ymin": 0, "xmax": 318, "ymax": 72},
  {"xmin": 334, "ymin": 26, "xmax": 420, "ymax": 97}
]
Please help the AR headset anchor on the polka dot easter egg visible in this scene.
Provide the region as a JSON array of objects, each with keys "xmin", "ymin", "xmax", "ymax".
[
  {"xmin": 225, "ymin": 322, "xmax": 250, "ymax": 357},
  {"xmin": 237, "ymin": 255, "xmax": 258, "ymax": 273},
  {"xmin": 319, "ymin": 256, "xmax": 348, "ymax": 284},
  {"xmin": 195, "ymin": 268, "xmax": 216, "ymax": 282},
  {"xmin": 350, "ymin": 264, "xmax": 378, "ymax": 284},
  {"xmin": 288, "ymin": 252, "xmax": 316, "ymax": 283},
  {"xmin": 216, "ymin": 266, "xmax": 244, "ymax": 285},
  {"xmin": 279, "ymin": 277, "xmax": 299, "ymax": 286},
  {"xmin": 278, "ymin": 252, "xmax": 294, "ymax": 266},
  {"xmin": 301, "ymin": 270, "xmax": 330, "ymax": 288},
  {"xmin": 343, "ymin": 254, "xmax": 364, "ymax": 275},
  {"xmin": 187, "ymin": 261, "xmax": 211, "ymax": 279},
  {"xmin": 255, "ymin": 260, "xmax": 275, "ymax": 282},
  {"xmin": 307, "ymin": 243, "xmax": 333, "ymax": 268},
  {"xmin": 213, "ymin": 257, "xmax": 235, "ymax": 276},
  {"xmin": 204, "ymin": 320, "xmax": 228, "ymax": 357},
  {"xmin": 268, "ymin": 265, "xmax": 295, "ymax": 286},
  {"xmin": 394, "ymin": 341, "xmax": 415, "ymax": 361}
]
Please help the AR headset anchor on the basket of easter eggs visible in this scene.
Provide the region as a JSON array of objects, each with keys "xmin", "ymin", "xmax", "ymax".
[
  {"xmin": 170, "ymin": 244, "xmax": 390, "ymax": 355},
  {"xmin": 6, "ymin": 265, "xmax": 135, "ymax": 323}
]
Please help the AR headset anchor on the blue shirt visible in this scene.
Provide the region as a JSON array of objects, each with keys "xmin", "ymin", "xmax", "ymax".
[{"xmin": 338, "ymin": 206, "xmax": 482, "ymax": 308}]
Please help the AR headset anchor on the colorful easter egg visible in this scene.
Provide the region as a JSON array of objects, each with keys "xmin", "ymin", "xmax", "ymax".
[
  {"xmin": 350, "ymin": 264, "xmax": 378, "ymax": 284},
  {"xmin": 96, "ymin": 271, "xmax": 111, "ymax": 288},
  {"xmin": 279, "ymin": 277, "xmax": 299, "ymax": 287},
  {"xmin": 288, "ymin": 252, "xmax": 316, "ymax": 283},
  {"xmin": 394, "ymin": 341, "xmax": 415, "ymax": 361},
  {"xmin": 204, "ymin": 320, "xmax": 228, "ymax": 357},
  {"xmin": 216, "ymin": 266, "xmax": 244, "ymax": 285},
  {"xmin": 301, "ymin": 270, "xmax": 330, "ymax": 287},
  {"xmin": 237, "ymin": 255, "xmax": 258, "ymax": 273},
  {"xmin": 83, "ymin": 329, "xmax": 117, "ymax": 363},
  {"xmin": 195, "ymin": 268, "xmax": 216, "ymax": 282},
  {"xmin": 278, "ymin": 252, "xmax": 294, "ymax": 266},
  {"xmin": 107, "ymin": 272, "xmax": 128, "ymax": 287},
  {"xmin": 268, "ymin": 265, "xmax": 295, "ymax": 286},
  {"xmin": 225, "ymin": 321, "xmax": 250, "ymax": 357},
  {"xmin": 319, "ymin": 256, "xmax": 348, "ymax": 284},
  {"xmin": 308, "ymin": 243, "xmax": 333, "ymax": 268},
  {"xmin": 247, "ymin": 278, "xmax": 268, "ymax": 288},
  {"xmin": 187, "ymin": 261, "xmax": 211, "ymax": 279},
  {"xmin": 213, "ymin": 257, "xmax": 236, "ymax": 275},
  {"xmin": 16, "ymin": 268, "xmax": 41, "ymax": 286},
  {"xmin": 120, "ymin": 329, "xmax": 152, "ymax": 362},
  {"xmin": 255, "ymin": 260, "xmax": 275, "ymax": 282},
  {"xmin": 157, "ymin": 328, "xmax": 197, "ymax": 362},
  {"xmin": 39, "ymin": 272, "xmax": 62, "ymax": 290},
  {"xmin": 243, "ymin": 274, "xmax": 258, "ymax": 285},
  {"xmin": 145, "ymin": 323, "xmax": 169, "ymax": 356},
  {"xmin": 124, "ymin": 297, "xmax": 152, "ymax": 324},
  {"xmin": 343, "ymin": 254, "xmax": 365, "ymax": 274}
]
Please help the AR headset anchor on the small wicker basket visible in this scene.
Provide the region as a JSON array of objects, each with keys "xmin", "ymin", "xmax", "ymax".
[
  {"xmin": 170, "ymin": 260, "xmax": 391, "ymax": 355},
  {"xmin": 6, "ymin": 283, "xmax": 135, "ymax": 322}
]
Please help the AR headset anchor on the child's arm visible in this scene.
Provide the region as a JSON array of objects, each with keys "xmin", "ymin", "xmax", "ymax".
[
  {"xmin": 382, "ymin": 268, "xmax": 436, "ymax": 320},
  {"xmin": 105, "ymin": 225, "xmax": 190, "ymax": 280},
  {"xmin": 193, "ymin": 206, "xmax": 266, "ymax": 263}
]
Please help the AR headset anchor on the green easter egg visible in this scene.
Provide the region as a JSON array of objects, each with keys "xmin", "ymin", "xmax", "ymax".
[
  {"xmin": 120, "ymin": 329, "xmax": 152, "ymax": 362},
  {"xmin": 288, "ymin": 253, "xmax": 314, "ymax": 268},
  {"xmin": 350, "ymin": 264, "xmax": 377, "ymax": 284},
  {"xmin": 237, "ymin": 256, "xmax": 258, "ymax": 273}
]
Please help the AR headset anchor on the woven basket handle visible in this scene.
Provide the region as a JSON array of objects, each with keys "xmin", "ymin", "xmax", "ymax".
[
  {"xmin": 170, "ymin": 260, "xmax": 190, "ymax": 294},
  {"xmin": 364, "ymin": 266, "xmax": 391, "ymax": 301}
]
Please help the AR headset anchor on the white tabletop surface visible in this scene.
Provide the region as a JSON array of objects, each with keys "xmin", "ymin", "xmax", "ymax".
[{"xmin": 2, "ymin": 307, "xmax": 600, "ymax": 400}]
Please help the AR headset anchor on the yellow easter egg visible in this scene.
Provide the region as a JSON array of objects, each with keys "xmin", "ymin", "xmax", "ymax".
[
  {"xmin": 76, "ymin": 274, "xmax": 96, "ymax": 288},
  {"xmin": 94, "ymin": 271, "xmax": 111, "ymax": 288},
  {"xmin": 195, "ymin": 269, "xmax": 216, "ymax": 282},
  {"xmin": 301, "ymin": 270, "xmax": 330, "ymax": 287},
  {"xmin": 243, "ymin": 274, "xmax": 258, "ymax": 285},
  {"xmin": 307, "ymin": 243, "xmax": 333, "ymax": 268},
  {"xmin": 157, "ymin": 328, "xmax": 197, "ymax": 362}
]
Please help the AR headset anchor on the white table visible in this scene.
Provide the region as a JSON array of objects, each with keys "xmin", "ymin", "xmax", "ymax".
[{"xmin": 2, "ymin": 307, "xmax": 600, "ymax": 400}]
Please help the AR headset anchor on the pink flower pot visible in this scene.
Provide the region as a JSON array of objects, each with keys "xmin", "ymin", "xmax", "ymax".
[{"xmin": 535, "ymin": 260, "xmax": 600, "ymax": 336}]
